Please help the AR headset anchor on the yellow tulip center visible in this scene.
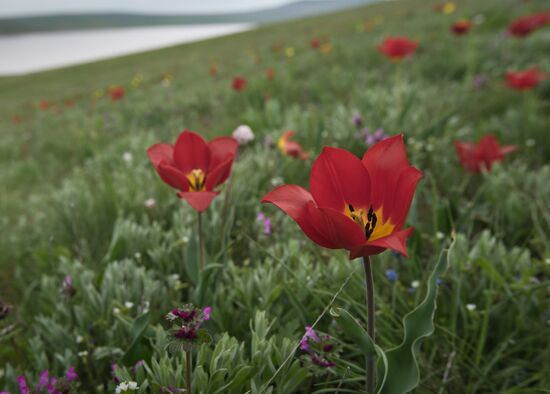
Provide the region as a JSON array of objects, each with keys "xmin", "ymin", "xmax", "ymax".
[
  {"xmin": 345, "ymin": 204, "xmax": 395, "ymax": 241},
  {"xmin": 186, "ymin": 169, "xmax": 206, "ymax": 192}
]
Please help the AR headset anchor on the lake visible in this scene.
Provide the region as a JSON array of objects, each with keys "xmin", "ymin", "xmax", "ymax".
[{"xmin": 0, "ymin": 23, "xmax": 253, "ymax": 76}]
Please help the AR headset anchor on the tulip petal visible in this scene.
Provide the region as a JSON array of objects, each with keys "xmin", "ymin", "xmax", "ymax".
[
  {"xmin": 157, "ymin": 163, "xmax": 189, "ymax": 191},
  {"xmin": 208, "ymin": 137, "xmax": 238, "ymax": 170},
  {"xmin": 147, "ymin": 143, "xmax": 175, "ymax": 167},
  {"xmin": 454, "ymin": 141, "xmax": 478, "ymax": 172},
  {"xmin": 173, "ymin": 130, "xmax": 210, "ymax": 174},
  {"xmin": 312, "ymin": 207, "xmax": 365, "ymax": 250},
  {"xmin": 349, "ymin": 227, "xmax": 414, "ymax": 258},
  {"xmin": 388, "ymin": 166, "xmax": 423, "ymax": 229},
  {"xmin": 310, "ymin": 147, "xmax": 371, "ymax": 211},
  {"xmin": 177, "ymin": 191, "xmax": 218, "ymax": 212},
  {"xmin": 261, "ymin": 185, "xmax": 337, "ymax": 248},
  {"xmin": 206, "ymin": 156, "xmax": 234, "ymax": 190},
  {"xmin": 362, "ymin": 135, "xmax": 410, "ymax": 211},
  {"xmin": 500, "ymin": 144, "xmax": 518, "ymax": 155}
]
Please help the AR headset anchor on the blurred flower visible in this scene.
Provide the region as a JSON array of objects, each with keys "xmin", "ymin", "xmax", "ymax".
[
  {"xmin": 455, "ymin": 135, "xmax": 517, "ymax": 173},
  {"xmin": 0, "ymin": 301, "xmax": 12, "ymax": 320},
  {"xmin": 78, "ymin": 350, "xmax": 88, "ymax": 357},
  {"xmin": 263, "ymin": 135, "xmax": 421, "ymax": 258},
  {"xmin": 16, "ymin": 367, "xmax": 78, "ymax": 394},
  {"xmin": 115, "ymin": 381, "xmax": 139, "ymax": 393},
  {"xmin": 144, "ymin": 198, "xmax": 156, "ymax": 208},
  {"xmin": 147, "ymin": 130, "xmax": 238, "ymax": 212},
  {"xmin": 505, "ymin": 68, "xmax": 545, "ymax": 91},
  {"xmin": 310, "ymin": 38, "xmax": 321, "ymax": 49},
  {"xmin": 411, "ymin": 280, "xmax": 420, "ymax": 288},
  {"xmin": 209, "ymin": 64, "xmax": 218, "ymax": 76},
  {"xmin": 451, "ymin": 19, "xmax": 472, "ymax": 35},
  {"xmin": 434, "ymin": 2, "xmax": 456, "ymax": 14},
  {"xmin": 466, "ymin": 303, "xmax": 476, "ymax": 311},
  {"xmin": 285, "ymin": 47, "xmax": 295, "ymax": 57},
  {"xmin": 64, "ymin": 99, "xmax": 75, "ymax": 108},
  {"xmin": 386, "ymin": 269, "xmax": 398, "ymax": 282},
  {"xmin": 365, "ymin": 128, "xmax": 389, "ymax": 146},
  {"xmin": 60, "ymin": 275, "xmax": 76, "ymax": 298},
  {"xmin": 232, "ymin": 125, "xmax": 255, "ymax": 145},
  {"xmin": 232, "ymin": 76, "xmax": 247, "ymax": 91},
  {"xmin": 39, "ymin": 100, "xmax": 49, "ymax": 111},
  {"xmin": 161, "ymin": 73, "xmax": 173, "ymax": 87},
  {"xmin": 507, "ymin": 12, "xmax": 549, "ymax": 38},
  {"xmin": 66, "ymin": 367, "xmax": 78, "ymax": 382},
  {"xmin": 351, "ymin": 111, "xmax": 363, "ymax": 128},
  {"xmin": 131, "ymin": 360, "xmax": 145, "ymax": 376},
  {"xmin": 122, "ymin": 152, "xmax": 133, "ymax": 163},
  {"xmin": 378, "ymin": 37, "xmax": 418, "ymax": 61},
  {"xmin": 472, "ymin": 74, "xmax": 489, "ymax": 89},
  {"xmin": 320, "ymin": 42, "xmax": 333, "ymax": 55},
  {"xmin": 265, "ymin": 68, "xmax": 274, "ymax": 81},
  {"xmin": 17, "ymin": 376, "xmax": 30, "ymax": 394},
  {"xmin": 299, "ymin": 326, "xmax": 337, "ymax": 368},
  {"xmin": 11, "ymin": 115, "xmax": 22, "ymax": 124},
  {"xmin": 256, "ymin": 212, "xmax": 272, "ymax": 235},
  {"xmin": 277, "ymin": 130, "xmax": 309, "ymax": 159},
  {"xmin": 109, "ymin": 86, "xmax": 125, "ymax": 102},
  {"xmin": 124, "ymin": 301, "xmax": 134, "ymax": 309},
  {"xmin": 131, "ymin": 73, "xmax": 144, "ymax": 88}
]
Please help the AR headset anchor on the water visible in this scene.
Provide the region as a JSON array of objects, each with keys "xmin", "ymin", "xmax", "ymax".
[{"xmin": 0, "ymin": 23, "xmax": 253, "ymax": 76}]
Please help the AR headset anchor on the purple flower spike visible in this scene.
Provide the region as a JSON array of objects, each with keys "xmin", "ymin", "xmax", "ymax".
[
  {"xmin": 37, "ymin": 370, "xmax": 50, "ymax": 390},
  {"xmin": 202, "ymin": 306, "xmax": 212, "ymax": 321},
  {"xmin": 17, "ymin": 376, "xmax": 29, "ymax": 394},
  {"xmin": 66, "ymin": 366, "xmax": 78, "ymax": 382}
]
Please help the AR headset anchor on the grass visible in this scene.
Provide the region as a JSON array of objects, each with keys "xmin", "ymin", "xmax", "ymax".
[{"xmin": 1, "ymin": 0, "xmax": 550, "ymax": 392}]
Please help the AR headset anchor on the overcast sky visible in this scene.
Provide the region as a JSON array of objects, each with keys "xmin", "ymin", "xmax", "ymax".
[{"xmin": 0, "ymin": 0, "xmax": 295, "ymax": 17}]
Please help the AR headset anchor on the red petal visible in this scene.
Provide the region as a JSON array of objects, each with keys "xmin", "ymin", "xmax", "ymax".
[
  {"xmin": 177, "ymin": 191, "xmax": 218, "ymax": 212},
  {"xmin": 350, "ymin": 227, "xmax": 414, "ymax": 258},
  {"xmin": 500, "ymin": 144, "xmax": 518, "ymax": 155},
  {"xmin": 157, "ymin": 163, "xmax": 189, "ymax": 191},
  {"xmin": 312, "ymin": 207, "xmax": 365, "ymax": 250},
  {"xmin": 205, "ymin": 156, "xmax": 234, "ymax": 190},
  {"xmin": 310, "ymin": 147, "xmax": 371, "ymax": 211},
  {"xmin": 362, "ymin": 135, "xmax": 410, "ymax": 211},
  {"xmin": 261, "ymin": 185, "xmax": 337, "ymax": 248},
  {"xmin": 208, "ymin": 137, "xmax": 238, "ymax": 171},
  {"xmin": 147, "ymin": 143, "xmax": 175, "ymax": 168},
  {"xmin": 388, "ymin": 166, "xmax": 423, "ymax": 229},
  {"xmin": 454, "ymin": 141, "xmax": 479, "ymax": 172},
  {"xmin": 173, "ymin": 130, "xmax": 210, "ymax": 174}
]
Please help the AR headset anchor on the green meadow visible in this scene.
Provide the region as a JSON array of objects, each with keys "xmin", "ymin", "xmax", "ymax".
[{"xmin": 1, "ymin": 0, "xmax": 549, "ymax": 392}]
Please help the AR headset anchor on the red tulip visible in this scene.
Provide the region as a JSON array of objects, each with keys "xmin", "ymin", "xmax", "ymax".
[
  {"xmin": 262, "ymin": 135, "xmax": 422, "ymax": 258},
  {"xmin": 451, "ymin": 19, "xmax": 472, "ymax": 35},
  {"xmin": 232, "ymin": 77, "xmax": 247, "ymax": 91},
  {"xmin": 265, "ymin": 68, "xmax": 274, "ymax": 81},
  {"xmin": 310, "ymin": 38, "xmax": 321, "ymax": 49},
  {"xmin": 147, "ymin": 130, "xmax": 238, "ymax": 212},
  {"xmin": 505, "ymin": 67, "xmax": 545, "ymax": 91},
  {"xmin": 109, "ymin": 86, "xmax": 125, "ymax": 102},
  {"xmin": 39, "ymin": 100, "xmax": 49, "ymax": 111},
  {"xmin": 454, "ymin": 135, "xmax": 517, "ymax": 173},
  {"xmin": 508, "ymin": 12, "xmax": 549, "ymax": 38},
  {"xmin": 377, "ymin": 37, "xmax": 418, "ymax": 61},
  {"xmin": 278, "ymin": 131, "xmax": 309, "ymax": 160}
]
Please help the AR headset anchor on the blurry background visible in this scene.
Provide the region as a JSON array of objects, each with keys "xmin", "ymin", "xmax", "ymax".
[{"xmin": 0, "ymin": 0, "xmax": 374, "ymax": 75}]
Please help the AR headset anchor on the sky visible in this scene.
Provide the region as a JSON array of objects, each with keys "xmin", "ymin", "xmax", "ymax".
[{"xmin": 0, "ymin": 0, "xmax": 296, "ymax": 17}]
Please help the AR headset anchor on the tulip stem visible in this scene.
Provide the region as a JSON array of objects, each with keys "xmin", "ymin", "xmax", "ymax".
[
  {"xmin": 197, "ymin": 212, "xmax": 205, "ymax": 270},
  {"xmin": 363, "ymin": 255, "xmax": 376, "ymax": 394},
  {"xmin": 185, "ymin": 349, "xmax": 192, "ymax": 394}
]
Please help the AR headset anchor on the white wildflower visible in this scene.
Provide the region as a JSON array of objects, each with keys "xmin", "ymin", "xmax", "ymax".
[
  {"xmin": 232, "ymin": 125, "xmax": 255, "ymax": 145},
  {"xmin": 466, "ymin": 303, "xmax": 476, "ymax": 311},
  {"xmin": 124, "ymin": 301, "xmax": 134, "ymax": 309},
  {"xmin": 411, "ymin": 280, "xmax": 420, "ymax": 289},
  {"xmin": 122, "ymin": 152, "xmax": 133, "ymax": 163},
  {"xmin": 144, "ymin": 198, "xmax": 156, "ymax": 208}
]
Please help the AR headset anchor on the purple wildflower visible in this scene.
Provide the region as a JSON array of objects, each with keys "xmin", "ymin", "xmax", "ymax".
[
  {"xmin": 17, "ymin": 376, "xmax": 29, "ymax": 394},
  {"xmin": 351, "ymin": 111, "xmax": 363, "ymax": 128},
  {"xmin": 202, "ymin": 306, "xmax": 211, "ymax": 321},
  {"xmin": 473, "ymin": 74, "xmax": 488, "ymax": 89},
  {"xmin": 299, "ymin": 326, "xmax": 337, "ymax": 369},
  {"xmin": 256, "ymin": 212, "xmax": 272, "ymax": 235},
  {"xmin": 66, "ymin": 366, "xmax": 78, "ymax": 382},
  {"xmin": 37, "ymin": 370, "xmax": 50, "ymax": 391},
  {"xmin": 61, "ymin": 275, "xmax": 76, "ymax": 298},
  {"xmin": 366, "ymin": 128, "xmax": 389, "ymax": 146}
]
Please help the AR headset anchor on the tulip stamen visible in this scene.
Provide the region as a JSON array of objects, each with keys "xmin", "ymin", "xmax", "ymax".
[
  {"xmin": 186, "ymin": 169, "xmax": 206, "ymax": 192},
  {"xmin": 347, "ymin": 204, "xmax": 378, "ymax": 240}
]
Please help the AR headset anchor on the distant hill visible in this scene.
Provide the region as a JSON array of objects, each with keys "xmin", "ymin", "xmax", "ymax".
[{"xmin": 0, "ymin": 0, "xmax": 377, "ymax": 35}]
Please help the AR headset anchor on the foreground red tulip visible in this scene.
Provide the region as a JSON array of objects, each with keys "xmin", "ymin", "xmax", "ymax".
[
  {"xmin": 505, "ymin": 68, "xmax": 545, "ymax": 91},
  {"xmin": 451, "ymin": 19, "xmax": 472, "ymax": 35},
  {"xmin": 378, "ymin": 37, "xmax": 418, "ymax": 61},
  {"xmin": 147, "ymin": 130, "xmax": 238, "ymax": 212},
  {"xmin": 455, "ymin": 135, "xmax": 517, "ymax": 173},
  {"xmin": 278, "ymin": 131, "xmax": 309, "ymax": 160},
  {"xmin": 508, "ymin": 12, "xmax": 550, "ymax": 38},
  {"xmin": 109, "ymin": 86, "xmax": 125, "ymax": 102},
  {"xmin": 263, "ymin": 135, "xmax": 422, "ymax": 258},
  {"xmin": 232, "ymin": 76, "xmax": 247, "ymax": 91}
]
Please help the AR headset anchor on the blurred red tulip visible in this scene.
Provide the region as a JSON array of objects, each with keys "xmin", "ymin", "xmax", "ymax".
[
  {"xmin": 265, "ymin": 68, "xmax": 274, "ymax": 81},
  {"xmin": 278, "ymin": 131, "xmax": 309, "ymax": 160},
  {"xmin": 378, "ymin": 37, "xmax": 418, "ymax": 61},
  {"xmin": 508, "ymin": 12, "xmax": 550, "ymax": 37},
  {"xmin": 12, "ymin": 115, "xmax": 22, "ymax": 124},
  {"xmin": 232, "ymin": 76, "xmax": 247, "ymax": 91},
  {"xmin": 109, "ymin": 86, "xmax": 125, "ymax": 102},
  {"xmin": 209, "ymin": 65, "xmax": 218, "ymax": 76},
  {"xmin": 505, "ymin": 67, "xmax": 545, "ymax": 91},
  {"xmin": 451, "ymin": 19, "xmax": 472, "ymax": 35},
  {"xmin": 455, "ymin": 135, "xmax": 517, "ymax": 173},
  {"xmin": 147, "ymin": 130, "xmax": 238, "ymax": 212},
  {"xmin": 39, "ymin": 100, "xmax": 49, "ymax": 111},
  {"xmin": 310, "ymin": 38, "xmax": 321, "ymax": 49},
  {"xmin": 262, "ymin": 135, "xmax": 422, "ymax": 258}
]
